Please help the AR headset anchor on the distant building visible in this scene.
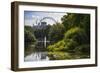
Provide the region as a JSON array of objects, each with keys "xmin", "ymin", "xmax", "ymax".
[
  {"xmin": 40, "ymin": 22, "xmax": 47, "ymax": 29},
  {"xmin": 33, "ymin": 21, "xmax": 47, "ymax": 29},
  {"xmin": 41, "ymin": 22, "xmax": 47, "ymax": 26}
]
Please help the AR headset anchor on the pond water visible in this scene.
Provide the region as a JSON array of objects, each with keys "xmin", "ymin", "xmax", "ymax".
[{"xmin": 24, "ymin": 52, "xmax": 49, "ymax": 62}]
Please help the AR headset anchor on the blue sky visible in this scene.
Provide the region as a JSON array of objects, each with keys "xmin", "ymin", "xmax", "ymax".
[{"xmin": 24, "ymin": 11, "xmax": 67, "ymax": 26}]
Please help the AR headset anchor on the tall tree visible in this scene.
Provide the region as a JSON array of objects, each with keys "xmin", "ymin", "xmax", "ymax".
[
  {"xmin": 24, "ymin": 26, "xmax": 36, "ymax": 51},
  {"xmin": 48, "ymin": 23, "xmax": 66, "ymax": 44}
]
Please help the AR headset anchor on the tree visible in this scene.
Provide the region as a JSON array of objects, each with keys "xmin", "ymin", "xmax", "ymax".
[
  {"xmin": 61, "ymin": 13, "xmax": 90, "ymax": 54},
  {"xmin": 33, "ymin": 24, "xmax": 51, "ymax": 40},
  {"xmin": 64, "ymin": 27, "xmax": 88, "ymax": 45},
  {"xmin": 61, "ymin": 13, "xmax": 90, "ymax": 34},
  {"xmin": 64, "ymin": 27, "xmax": 88, "ymax": 52},
  {"xmin": 24, "ymin": 26, "xmax": 37, "ymax": 52},
  {"xmin": 47, "ymin": 13, "xmax": 90, "ymax": 60},
  {"xmin": 48, "ymin": 23, "xmax": 66, "ymax": 44}
]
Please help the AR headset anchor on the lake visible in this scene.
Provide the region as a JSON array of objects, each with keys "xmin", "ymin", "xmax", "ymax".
[{"xmin": 24, "ymin": 52, "xmax": 49, "ymax": 62}]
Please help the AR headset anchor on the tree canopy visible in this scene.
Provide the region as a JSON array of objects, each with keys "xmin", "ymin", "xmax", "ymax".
[{"xmin": 47, "ymin": 13, "xmax": 90, "ymax": 60}]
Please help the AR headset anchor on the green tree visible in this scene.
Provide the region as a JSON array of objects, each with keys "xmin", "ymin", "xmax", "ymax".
[
  {"xmin": 64, "ymin": 27, "xmax": 88, "ymax": 45},
  {"xmin": 64, "ymin": 27, "xmax": 88, "ymax": 52},
  {"xmin": 47, "ymin": 13, "xmax": 90, "ymax": 60},
  {"xmin": 48, "ymin": 23, "xmax": 66, "ymax": 44},
  {"xmin": 61, "ymin": 13, "xmax": 90, "ymax": 52},
  {"xmin": 33, "ymin": 24, "xmax": 51, "ymax": 40},
  {"xmin": 61, "ymin": 13, "xmax": 90, "ymax": 35},
  {"xmin": 24, "ymin": 26, "xmax": 37, "ymax": 53}
]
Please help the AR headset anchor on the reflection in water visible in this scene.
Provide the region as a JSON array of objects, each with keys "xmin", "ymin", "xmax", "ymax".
[
  {"xmin": 24, "ymin": 52, "xmax": 49, "ymax": 62},
  {"xmin": 24, "ymin": 36, "xmax": 51, "ymax": 62}
]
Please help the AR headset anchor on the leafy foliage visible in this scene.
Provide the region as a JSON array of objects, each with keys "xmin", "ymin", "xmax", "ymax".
[
  {"xmin": 33, "ymin": 24, "xmax": 51, "ymax": 39},
  {"xmin": 48, "ymin": 23, "xmax": 66, "ymax": 43},
  {"xmin": 64, "ymin": 27, "xmax": 88, "ymax": 45},
  {"xmin": 47, "ymin": 13, "xmax": 90, "ymax": 60},
  {"xmin": 24, "ymin": 26, "xmax": 37, "ymax": 54},
  {"xmin": 47, "ymin": 40, "xmax": 65, "ymax": 51},
  {"xmin": 48, "ymin": 52, "xmax": 72, "ymax": 60},
  {"xmin": 74, "ymin": 44, "xmax": 90, "ymax": 58}
]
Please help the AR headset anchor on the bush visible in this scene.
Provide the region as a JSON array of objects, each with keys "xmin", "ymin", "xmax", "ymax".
[
  {"xmin": 48, "ymin": 52, "xmax": 72, "ymax": 60},
  {"xmin": 47, "ymin": 40, "xmax": 65, "ymax": 51},
  {"xmin": 74, "ymin": 44, "xmax": 90, "ymax": 58},
  {"xmin": 64, "ymin": 39, "xmax": 78, "ymax": 52}
]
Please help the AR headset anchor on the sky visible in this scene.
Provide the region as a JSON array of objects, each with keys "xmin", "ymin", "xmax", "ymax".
[{"xmin": 24, "ymin": 11, "xmax": 67, "ymax": 26}]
